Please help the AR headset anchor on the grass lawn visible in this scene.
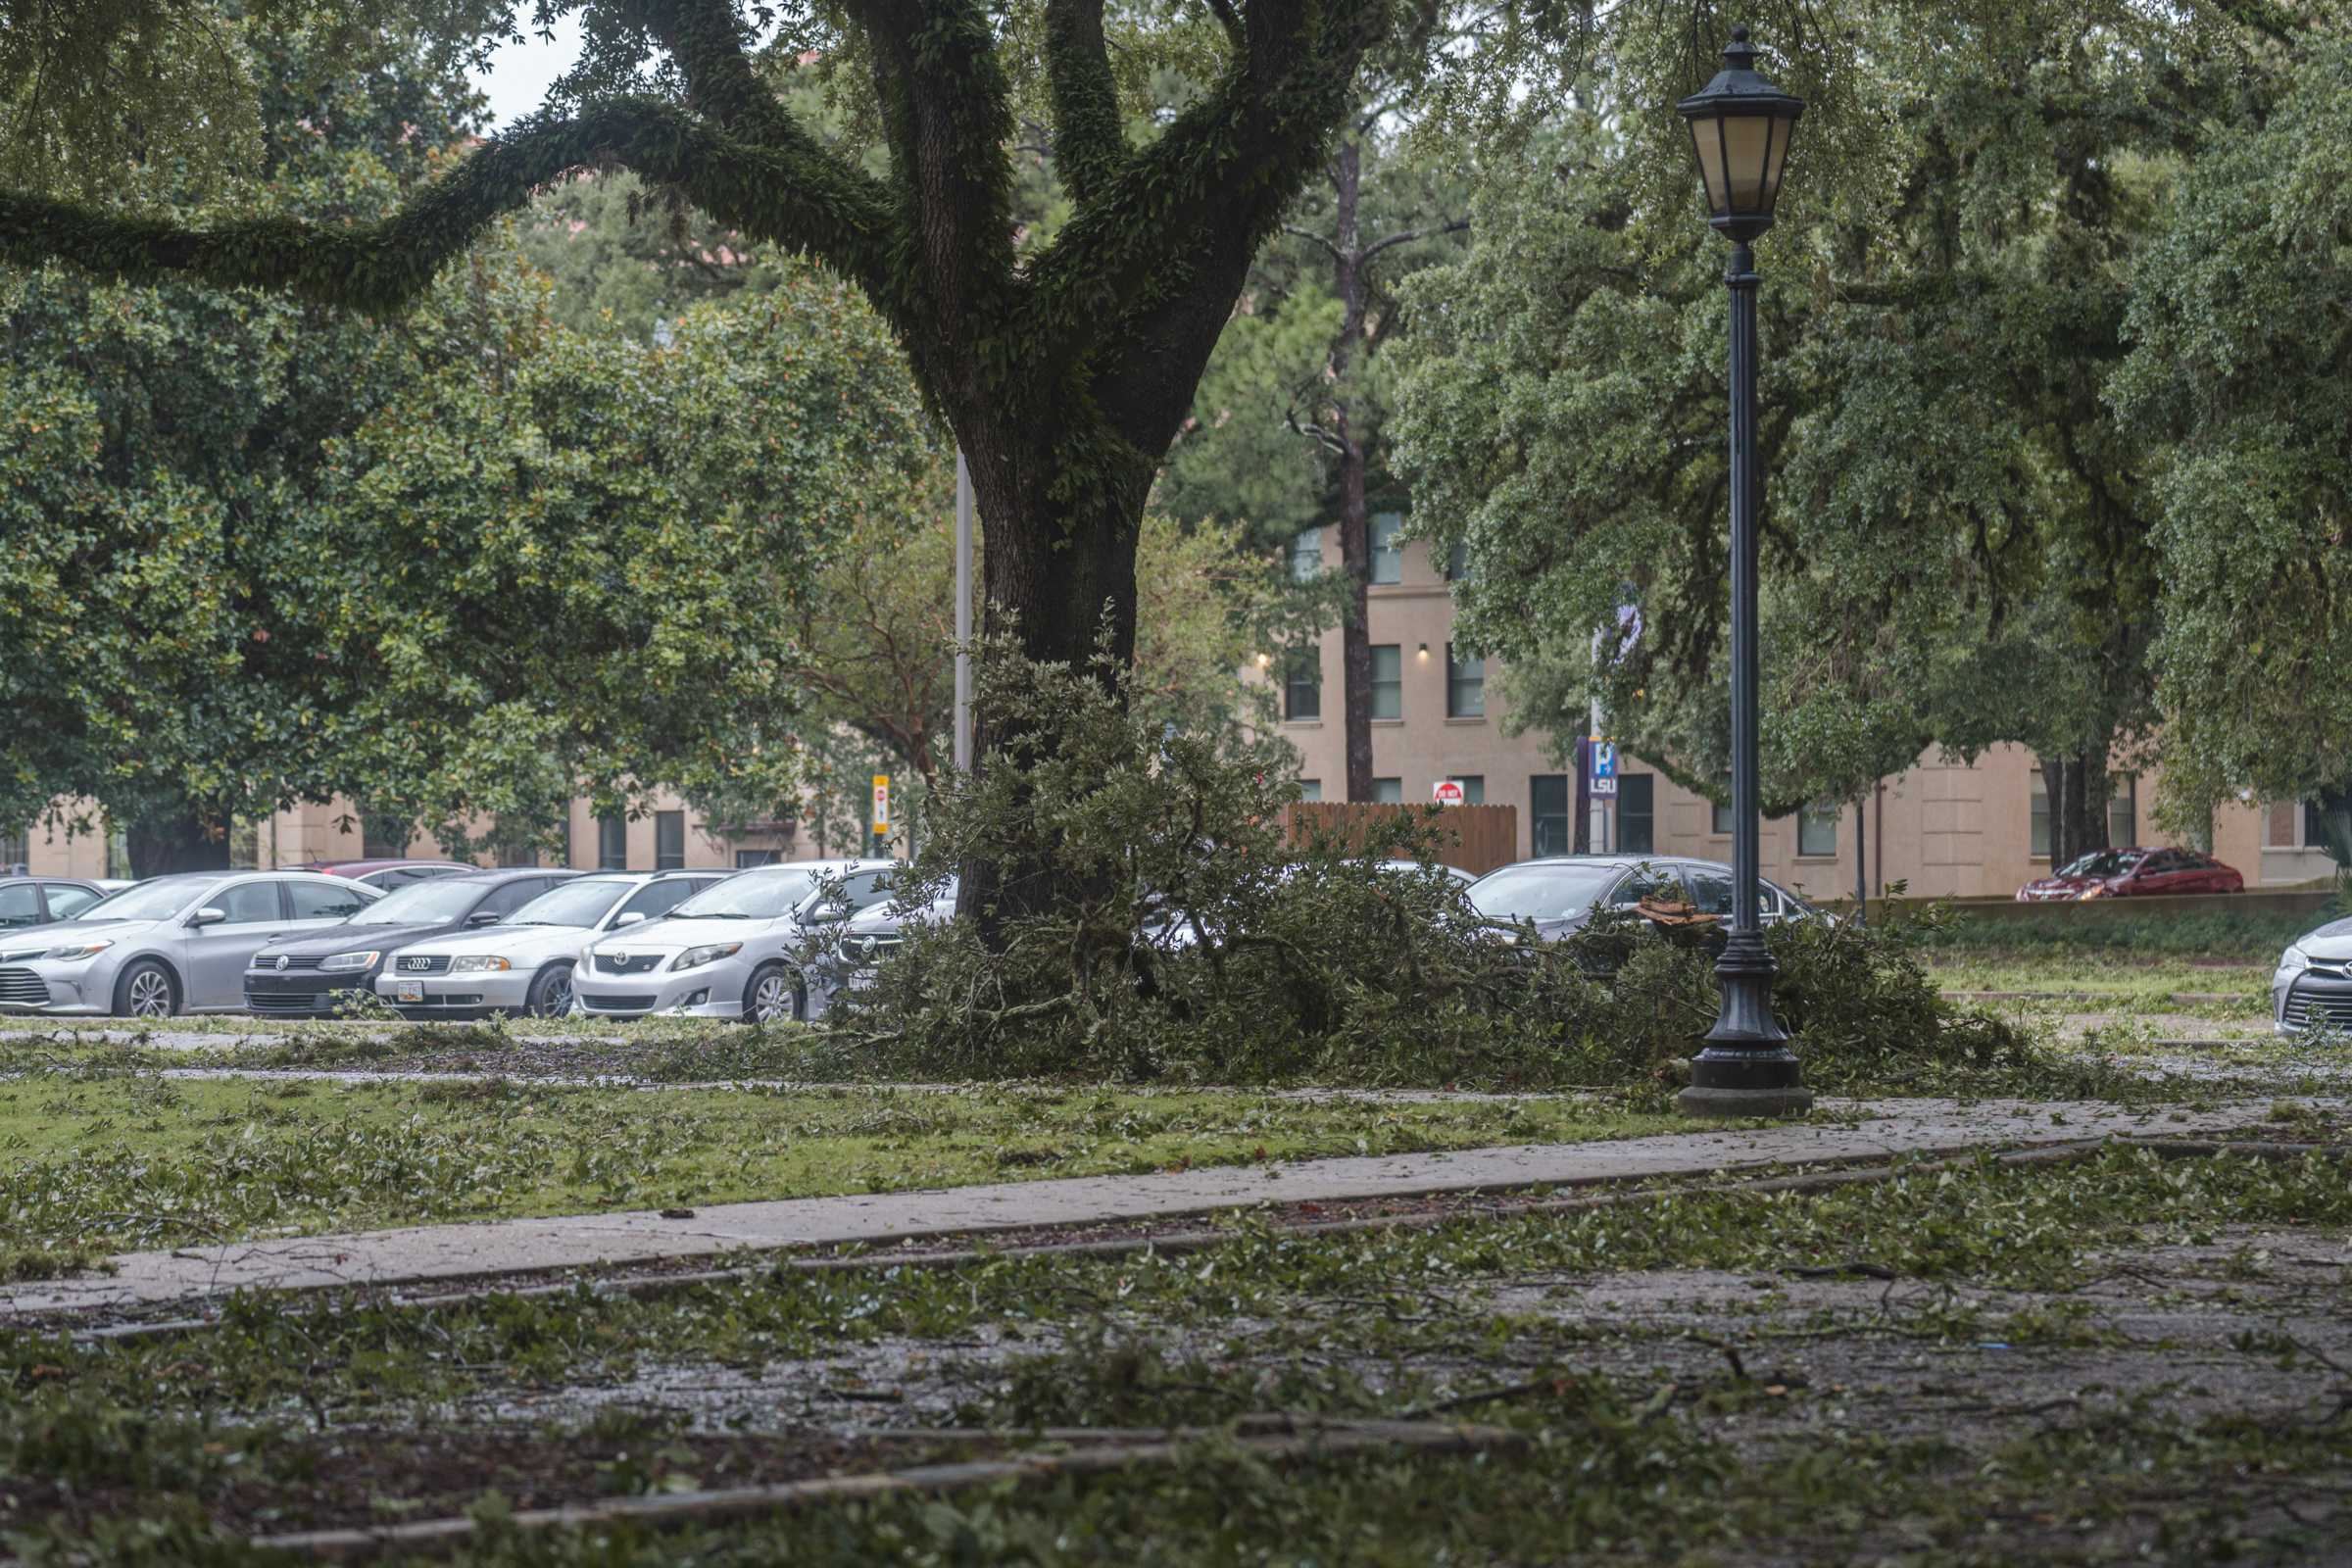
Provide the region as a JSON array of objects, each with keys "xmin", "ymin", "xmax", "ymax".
[
  {"xmin": 5, "ymin": 1143, "xmax": 2348, "ymax": 1561},
  {"xmin": 0, "ymin": 1073, "xmax": 1677, "ymax": 1267}
]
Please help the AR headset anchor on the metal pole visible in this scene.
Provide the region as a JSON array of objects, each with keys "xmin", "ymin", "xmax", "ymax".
[
  {"xmin": 1682, "ymin": 241, "xmax": 1810, "ymax": 1119},
  {"xmin": 1854, "ymin": 794, "xmax": 1867, "ymax": 926},
  {"xmin": 953, "ymin": 450, "xmax": 974, "ymax": 773}
]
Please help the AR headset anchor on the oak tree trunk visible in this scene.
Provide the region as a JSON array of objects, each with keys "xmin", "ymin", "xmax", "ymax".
[{"xmin": 127, "ymin": 808, "xmax": 231, "ymax": 879}]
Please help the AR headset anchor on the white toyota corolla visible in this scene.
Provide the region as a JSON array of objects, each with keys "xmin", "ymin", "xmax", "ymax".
[{"xmin": 572, "ymin": 858, "xmax": 903, "ymax": 1023}]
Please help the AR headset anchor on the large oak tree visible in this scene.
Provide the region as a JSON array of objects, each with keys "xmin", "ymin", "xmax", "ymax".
[{"xmin": 1, "ymin": 0, "xmax": 1399, "ymax": 917}]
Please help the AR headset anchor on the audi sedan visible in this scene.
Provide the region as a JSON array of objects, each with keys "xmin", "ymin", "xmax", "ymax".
[
  {"xmin": 0, "ymin": 871, "xmax": 381, "ymax": 1018},
  {"xmin": 375, "ymin": 870, "xmax": 726, "ymax": 1020},
  {"xmin": 574, "ymin": 859, "xmax": 902, "ymax": 1023},
  {"xmin": 244, "ymin": 868, "xmax": 576, "ymax": 1018}
]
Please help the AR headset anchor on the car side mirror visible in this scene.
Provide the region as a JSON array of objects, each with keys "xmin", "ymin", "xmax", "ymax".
[
  {"xmin": 612, "ymin": 910, "xmax": 646, "ymax": 928},
  {"xmin": 466, "ymin": 909, "xmax": 503, "ymax": 926},
  {"xmin": 808, "ymin": 902, "xmax": 852, "ymax": 924},
  {"xmin": 187, "ymin": 906, "xmax": 226, "ymax": 928}
]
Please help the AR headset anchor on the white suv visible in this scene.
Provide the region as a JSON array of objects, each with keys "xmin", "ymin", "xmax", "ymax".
[{"xmin": 573, "ymin": 859, "xmax": 903, "ymax": 1023}]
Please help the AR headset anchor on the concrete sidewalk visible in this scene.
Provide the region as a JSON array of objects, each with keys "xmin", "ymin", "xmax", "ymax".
[{"xmin": 1, "ymin": 1097, "xmax": 2323, "ymax": 1316}]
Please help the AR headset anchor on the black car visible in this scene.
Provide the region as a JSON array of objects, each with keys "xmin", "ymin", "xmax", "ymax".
[
  {"xmin": 1464, "ymin": 856, "xmax": 1820, "ymax": 946},
  {"xmin": 0, "ymin": 876, "xmax": 120, "ymax": 932},
  {"xmin": 242, "ymin": 868, "xmax": 579, "ymax": 1017}
]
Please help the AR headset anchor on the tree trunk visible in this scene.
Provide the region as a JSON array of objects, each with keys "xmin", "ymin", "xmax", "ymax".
[
  {"xmin": 127, "ymin": 808, "xmax": 231, "ymax": 879},
  {"xmin": 2065, "ymin": 746, "xmax": 2110, "ymax": 858},
  {"xmin": 1328, "ymin": 135, "xmax": 1375, "ymax": 802}
]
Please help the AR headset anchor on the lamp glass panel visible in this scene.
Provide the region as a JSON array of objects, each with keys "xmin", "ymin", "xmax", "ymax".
[
  {"xmin": 1761, "ymin": 111, "xmax": 1795, "ymax": 207},
  {"xmin": 1722, "ymin": 112, "xmax": 1773, "ymax": 210},
  {"xmin": 1688, "ymin": 118, "xmax": 1730, "ymax": 213}
]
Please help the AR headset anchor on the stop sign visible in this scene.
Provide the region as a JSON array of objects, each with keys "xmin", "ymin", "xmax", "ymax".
[{"xmin": 1431, "ymin": 779, "xmax": 1465, "ymax": 807}]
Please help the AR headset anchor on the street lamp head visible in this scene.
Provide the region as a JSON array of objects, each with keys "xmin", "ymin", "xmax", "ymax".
[{"xmin": 1677, "ymin": 25, "xmax": 1804, "ymax": 243}]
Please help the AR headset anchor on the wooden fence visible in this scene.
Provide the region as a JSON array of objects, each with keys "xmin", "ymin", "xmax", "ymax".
[{"xmin": 1280, "ymin": 803, "xmax": 1519, "ymax": 878}]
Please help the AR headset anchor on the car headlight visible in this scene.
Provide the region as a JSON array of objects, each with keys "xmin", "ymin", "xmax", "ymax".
[
  {"xmin": 672, "ymin": 942, "xmax": 743, "ymax": 971},
  {"xmin": 451, "ymin": 955, "xmax": 512, "ymax": 973},
  {"xmin": 319, "ymin": 951, "xmax": 382, "ymax": 973},
  {"xmin": 2281, "ymin": 946, "xmax": 2310, "ymax": 974},
  {"xmin": 2076, "ymin": 885, "xmax": 2108, "ymax": 901},
  {"xmin": 43, "ymin": 940, "xmax": 112, "ymax": 960}
]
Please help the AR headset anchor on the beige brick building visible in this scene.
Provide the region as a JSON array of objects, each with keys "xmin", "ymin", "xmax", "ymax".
[{"xmin": 1253, "ymin": 522, "xmax": 2318, "ymax": 901}]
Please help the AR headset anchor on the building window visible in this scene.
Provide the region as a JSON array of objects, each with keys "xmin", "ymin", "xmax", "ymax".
[
  {"xmin": 1531, "ymin": 775, "xmax": 1571, "ymax": 858},
  {"xmin": 104, "ymin": 824, "xmax": 130, "ymax": 881},
  {"xmin": 1797, "ymin": 802, "xmax": 1839, "ymax": 858},
  {"xmin": 1372, "ymin": 777, "xmax": 1403, "ymax": 805},
  {"xmin": 2034, "ymin": 770, "xmax": 2143, "ymax": 858},
  {"xmin": 228, "ymin": 818, "xmax": 262, "ymax": 870},
  {"xmin": 735, "ymin": 849, "xmax": 779, "ymax": 868},
  {"xmin": 1289, "ymin": 527, "xmax": 1323, "ymax": 582},
  {"xmin": 597, "ymin": 812, "xmax": 628, "ymax": 870},
  {"xmin": 1298, "ymin": 779, "xmax": 1322, "ymax": 803},
  {"xmin": 1446, "ymin": 539, "xmax": 1471, "ymax": 582},
  {"xmin": 1370, "ymin": 513, "xmax": 1404, "ymax": 585},
  {"xmin": 655, "ymin": 809, "xmax": 687, "ymax": 869},
  {"xmin": 1619, "ymin": 773, "xmax": 1655, "ymax": 854},
  {"xmin": 1711, "ymin": 773, "xmax": 1733, "ymax": 836},
  {"xmin": 1370, "ymin": 645, "xmax": 1401, "ymax": 719},
  {"xmin": 0, "ymin": 828, "xmax": 24, "ymax": 872},
  {"xmin": 1446, "ymin": 645, "xmax": 1485, "ymax": 718},
  {"xmin": 2303, "ymin": 785, "xmax": 2352, "ymax": 855},
  {"xmin": 497, "ymin": 845, "xmax": 540, "ymax": 868},
  {"xmin": 1447, "ymin": 775, "xmax": 1486, "ymax": 806},
  {"xmin": 1284, "ymin": 650, "xmax": 1321, "ymax": 721}
]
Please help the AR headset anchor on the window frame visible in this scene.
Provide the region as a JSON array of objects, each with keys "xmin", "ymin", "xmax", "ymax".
[
  {"xmin": 1369, "ymin": 513, "xmax": 1404, "ymax": 585},
  {"xmin": 1370, "ymin": 645, "xmax": 1402, "ymax": 720},
  {"xmin": 1445, "ymin": 644, "xmax": 1485, "ymax": 719},
  {"xmin": 1617, "ymin": 773, "xmax": 1655, "ymax": 855},
  {"xmin": 655, "ymin": 810, "xmax": 687, "ymax": 870},
  {"xmin": 1795, "ymin": 802, "xmax": 1839, "ymax": 858},
  {"xmin": 1283, "ymin": 649, "xmax": 1321, "ymax": 721}
]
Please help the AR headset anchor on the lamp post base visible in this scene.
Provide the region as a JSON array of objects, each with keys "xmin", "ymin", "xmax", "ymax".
[
  {"xmin": 1679, "ymin": 1036, "xmax": 1812, "ymax": 1120},
  {"xmin": 1677, "ymin": 1079, "xmax": 1815, "ymax": 1119}
]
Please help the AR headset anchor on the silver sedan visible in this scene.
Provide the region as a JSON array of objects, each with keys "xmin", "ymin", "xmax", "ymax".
[{"xmin": 0, "ymin": 870, "xmax": 380, "ymax": 1018}]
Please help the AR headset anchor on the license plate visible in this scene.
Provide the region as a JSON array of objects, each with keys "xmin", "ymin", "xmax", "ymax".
[{"xmin": 396, "ymin": 980, "xmax": 424, "ymax": 1003}]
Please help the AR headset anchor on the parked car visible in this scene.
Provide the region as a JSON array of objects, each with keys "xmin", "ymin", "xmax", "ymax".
[
  {"xmin": 291, "ymin": 858, "xmax": 478, "ymax": 890},
  {"xmin": 1464, "ymin": 856, "xmax": 1818, "ymax": 946},
  {"xmin": 374, "ymin": 870, "xmax": 729, "ymax": 1020},
  {"xmin": 0, "ymin": 871, "xmax": 382, "ymax": 1018},
  {"xmin": 2272, "ymin": 918, "xmax": 2352, "ymax": 1035},
  {"xmin": 2015, "ymin": 847, "xmax": 2244, "ymax": 902},
  {"xmin": 574, "ymin": 859, "xmax": 902, "ymax": 1023},
  {"xmin": 0, "ymin": 876, "xmax": 129, "ymax": 931},
  {"xmin": 243, "ymin": 868, "xmax": 579, "ymax": 1018},
  {"xmin": 805, "ymin": 877, "xmax": 959, "ymax": 1020}
]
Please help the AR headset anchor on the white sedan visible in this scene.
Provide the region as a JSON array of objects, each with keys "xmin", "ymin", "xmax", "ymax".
[{"xmin": 377, "ymin": 871, "xmax": 727, "ymax": 1019}]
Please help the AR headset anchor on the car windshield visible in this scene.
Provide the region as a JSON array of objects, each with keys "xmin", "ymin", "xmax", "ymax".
[
  {"xmin": 2058, "ymin": 850, "xmax": 2143, "ymax": 879},
  {"xmin": 74, "ymin": 877, "xmax": 211, "ymax": 922},
  {"xmin": 347, "ymin": 877, "xmax": 491, "ymax": 925},
  {"xmin": 671, "ymin": 868, "xmax": 823, "ymax": 920},
  {"xmin": 506, "ymin": 878, "xmax": 631, "ymax": 927},
  {"xmin": 1467, "ymin": 863, "xmax": 1628, "ymax": 923}
]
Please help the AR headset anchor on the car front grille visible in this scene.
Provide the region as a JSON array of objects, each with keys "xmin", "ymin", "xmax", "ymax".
[
  {"xmin": 248, "ymin": 988, "xmax": 334, "ymax": 1013},
  {"xmin": 393, "ymin": 955, "xmax": 452, "ymax": 975},
  {"xmin": 0, "ymin": 967, "xmax": 49, "ymax": 1006},
  {"xmin": 397, "ymin": 994, "xmax": 486, "ymax": 1007},
  {"xmin": 2281, "ymin": 982, "xmax": 2352, "ymax": 1032},
  {"xmin": 596, "ymin": 954, "xmax": 664, "ymax": 976},
  {"xmin": 582, "ymin": 993, "xmax": 657, "ymax": 1011}
]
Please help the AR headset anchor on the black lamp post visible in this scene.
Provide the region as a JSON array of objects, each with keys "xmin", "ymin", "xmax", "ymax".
[{"xmin": 1677, "ymin": 26, "xmax": 1812, "ymax": 1119}]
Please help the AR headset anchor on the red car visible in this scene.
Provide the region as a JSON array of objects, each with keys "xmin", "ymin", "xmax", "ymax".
[{"xmin": 2015, "ymin": 846, "xmax": 2244, "ymax": 902}]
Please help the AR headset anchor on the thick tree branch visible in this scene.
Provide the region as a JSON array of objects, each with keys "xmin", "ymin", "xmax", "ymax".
[
  {"xmin": 1020, "ymin": 2, "xmax": 1390, "ymax": 443},
  {"xmin": 839, "ymin": 0, "xmax": 1019, "ymax": 367},
  {"xmin": 1360, "ymin": 217, "xmax": 1467, "ymax": 266},
  {"xmin": 0, "ymin": 98, "xmax": 907, "ymax": 321},
  {"xmin": 622, "ymin": 0, "xmax": 786, "ymax": 139},
  {"xmin": 1281, "ymin": 223, "xmax": 1343, "ymax": 262},
  {"xmin": 1044, "ymin": 0, "xmax": 1127, "ymax": 206}
]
